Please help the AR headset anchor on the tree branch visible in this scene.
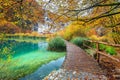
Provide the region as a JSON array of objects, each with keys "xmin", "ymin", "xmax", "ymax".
[
  {"xmin": 69, "ymin": 2, "xmax": 120, "ymax": 12},
  {"xmin": 79, "ymin": 11, "xmax": 120, "ymax": 22},
  {"xmin": 97, "ymin": 2, "xmax": 120, "ymax": 7}
]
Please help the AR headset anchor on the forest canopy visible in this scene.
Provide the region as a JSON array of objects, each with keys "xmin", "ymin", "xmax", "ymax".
[{"xmin": 0, "ymin": 0, "xmax": 120, "ymax": 43}]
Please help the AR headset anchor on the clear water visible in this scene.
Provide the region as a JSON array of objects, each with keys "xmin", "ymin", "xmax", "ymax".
[
  {"xmin": 0, "ymin": 40, "xmax": 47, "ymax": 58},
  {"xmin": 0, "ymin": 39, "xmax": 65, "ymax": 79},
  {"xmin": 20, "ymin": 57, "xmax": 65, "ymax": 80}
]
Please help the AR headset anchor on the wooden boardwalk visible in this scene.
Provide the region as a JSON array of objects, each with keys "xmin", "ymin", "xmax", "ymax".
[
  {"xmin": 62, "ymin": 42, "xmax": 105, "ymax": 75},
  {"xmin": 44, "ymin": 42, "xmax": 107, "ymax": 80}
]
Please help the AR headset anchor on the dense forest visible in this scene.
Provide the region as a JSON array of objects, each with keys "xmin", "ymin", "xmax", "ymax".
[{"xmin": 0, "ymin": 0, "xmax": 120, "ymax": 44}]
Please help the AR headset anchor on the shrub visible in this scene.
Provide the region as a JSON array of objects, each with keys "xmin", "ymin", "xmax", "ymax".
[
  {"xmin": 99, "ymin": 44, "xmax": 106, "ymax": 51},
  {"xmin": 105, "ymin": 46, "xmax": 117, "ymax": 55},
  {"xmin": 91, "ymin": 43, "xmax": 116, "ymax": 55},
  {"xmin": 91, "ymin": 43, "xmax": 96, "ymax": 49},
  {"xmin": 48, "ymin": 37, "xmax": 66, "ymax": 52},
  {"xmin": 71, "ymin": 37, "xmax": 88, "ymax": 48}
]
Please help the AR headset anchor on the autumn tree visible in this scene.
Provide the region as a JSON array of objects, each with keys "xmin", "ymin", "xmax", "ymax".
[
  {"xmin": 0, "ymin": 0, "xmax": 44, "ymax": 33},
  {"xmin": 80, "ymin": 0, "xmax": 120, "ymax": 44},
  {"xmin": 49, "ymin": 0, "xmax": 120, "ymax": 43}
]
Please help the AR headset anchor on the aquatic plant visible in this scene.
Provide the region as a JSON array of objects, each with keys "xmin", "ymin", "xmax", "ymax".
[{"xmin": 48, "ymin": 37, "xmax": 66, "ymax": 52}]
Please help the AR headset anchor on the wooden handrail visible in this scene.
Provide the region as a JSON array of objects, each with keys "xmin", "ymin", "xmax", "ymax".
[
  {"xmin": 84, "ymin": 40, "xmax": 120, "ymax": 47},
  {"xmin": 83, "ymin": 40, "xmax": 120, "ymax": 63},
  {"xmin": 98, "ymin": 51, "xmax": 120, "ymax": 62}
]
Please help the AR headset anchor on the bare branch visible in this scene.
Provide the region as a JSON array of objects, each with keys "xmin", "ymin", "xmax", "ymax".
[{"xmin": 68, "ymin": 2, "xmax": 120, "ymax": 18}]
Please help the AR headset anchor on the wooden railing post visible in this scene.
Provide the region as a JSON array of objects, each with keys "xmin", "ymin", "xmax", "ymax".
[
  {"xmin": 96, "ymin": 42, "xmax": 100, "ymax": 63},
  {"xmin": 83, "ymin": 40, "xmax": 120, "ymax": 63}
]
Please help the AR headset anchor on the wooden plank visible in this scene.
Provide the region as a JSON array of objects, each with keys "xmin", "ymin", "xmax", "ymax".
[
  {"xmin": 98, "ymin": 51, "xmax": 120, "ymax": 62},
  {"xmin": 83, "ymin": 44, "xmax": 96, "ymax": 51}
]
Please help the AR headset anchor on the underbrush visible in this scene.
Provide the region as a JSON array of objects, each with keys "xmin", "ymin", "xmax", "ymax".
[
  {"xmin": 71, "ymin": 37, "xmax": 88, "ymax": 48},
  {"xmin": 48, "ymin": 37, "xmax": 66, "ymax": 52},
  {"xmin": 91, "ymin": 43, "xmax": 117, "ymax": 55}
]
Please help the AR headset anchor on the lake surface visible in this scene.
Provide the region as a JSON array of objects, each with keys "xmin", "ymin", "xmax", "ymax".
[
  {"xmin": 0, "ymin": 40, "xmax": 47, "ymax": 58},
  {"xmin": 20, "ymin": 57, "xmax": 65, "ymax": 80},
  {"xmin": 0, "ymin": 39, "xmax": 65, "ymax": 79}
]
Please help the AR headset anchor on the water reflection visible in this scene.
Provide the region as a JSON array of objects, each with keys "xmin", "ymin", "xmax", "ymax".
[
  {"xmin": 0, "ymin": 40, "xmax": 48, "ymax": 58},
  {"xmin": 38, "ymin": 42, "xmax": 48, "ymax": 51}
]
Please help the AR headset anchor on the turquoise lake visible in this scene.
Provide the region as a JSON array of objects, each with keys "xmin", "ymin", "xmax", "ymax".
[{"xmin": 0, "ymin": 39, "xmax": 65, "ymax": 80}]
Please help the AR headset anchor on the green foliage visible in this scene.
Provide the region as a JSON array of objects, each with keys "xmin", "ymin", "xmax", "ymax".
[
  {"xmin": 105, "ymin": 46, "xmax": 117, "ymax": 55},
  {"xmin": 71, "ymin": 37, "xmax": 88, "ymax": 48},
  {"xmin": 92, "ymin": 43, "xmax": 96, "ymax": 48},
  {"xmin": 0, "ymin": 34, "xmax": 13, "ymax": 60},
  {"xmin": 99, "ymin": 44, "xmax": 106, "ymax": 51},
  {"xmin": 99, "ymin": 44, "xmax": 116, "ymax": 55},
  {"xmin": 0, "ymin": 43, "xmax": 14, "ymax": 60},
  {"xmin": 91, "ymin": 43, "xmax": 117, "ymax": 55},
  {"xmin": 48, "ymin": 37, "xmax": 66, "ymax": 52}
]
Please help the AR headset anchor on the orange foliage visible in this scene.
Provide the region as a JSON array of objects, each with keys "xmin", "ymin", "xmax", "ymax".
[
  {"xmin": 86, "ymin": 28, "xmax": 97, "ymax": 36},
  {"xmin": 0, "ymin": 20, "xmax": 21, "ymax": 34}
]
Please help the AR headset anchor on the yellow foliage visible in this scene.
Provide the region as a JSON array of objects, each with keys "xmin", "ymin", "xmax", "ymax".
[
  {"xmin": 46, "ymin": 38, "xmax": 50, "ymax": 42},
  {"xmin": 56, "ymin": 30, "xmax": 65, "ymax": 37},
  {"xmin": 104, "ymin": 33, "xmax": 114, "ymax": 43},
  {"xmin": 31, "ymin": 32, "xmax": 40, "ymax": 36},
  {"xmin": 0, "ymin": 19, "xmax": 7, "ymax": 25},
  {"xmin": 89, "ymin": 35, "xmax": 106, "ymax": 41},
  {"xmin": 62, "ymin": 21, "xmax": 87, "ymax": 40}
]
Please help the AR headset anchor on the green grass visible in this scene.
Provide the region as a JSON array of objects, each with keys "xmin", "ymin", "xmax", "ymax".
[
  {"xmin": 48, "ymin": 37, "xmax": 66, "ymax": 52},
  {"xmin": 71, "ymin": 37, "xmax": 88, "ymax": 48},
  {"xmin": 0, "ymin": 50, "xmax": 65, "ymax": 80}
]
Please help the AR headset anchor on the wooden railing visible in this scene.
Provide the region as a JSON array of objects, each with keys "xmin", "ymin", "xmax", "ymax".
[{"xmin": 83, "ymin": 40, "xmax": 120, "ymax": 63}]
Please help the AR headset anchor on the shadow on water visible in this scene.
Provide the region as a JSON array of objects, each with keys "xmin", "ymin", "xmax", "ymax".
[{"xmin": 20, "ymin": 57, "xmax": 65, "ymax": 80}]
